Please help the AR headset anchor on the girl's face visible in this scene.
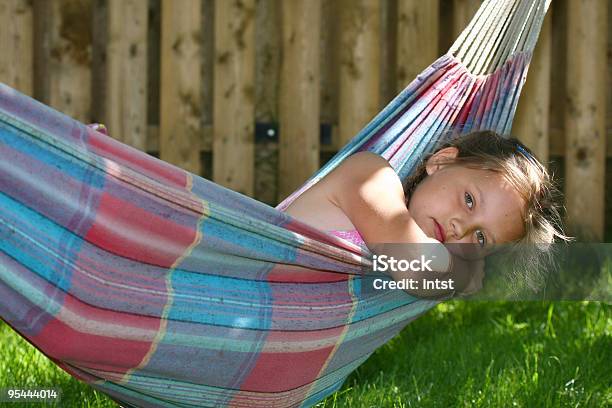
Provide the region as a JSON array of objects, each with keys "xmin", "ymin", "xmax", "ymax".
[{"xmin": 408, "ymin": 147, "xmax": 526, "ymax": 260}]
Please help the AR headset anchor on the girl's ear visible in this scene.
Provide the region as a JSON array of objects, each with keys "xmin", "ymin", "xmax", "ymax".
[{"xmin": 425, "ymin": 146, "xmax": 459, "ymax": 175}]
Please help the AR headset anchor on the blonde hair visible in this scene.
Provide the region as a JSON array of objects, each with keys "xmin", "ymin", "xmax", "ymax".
[{"xmin": 402, "ymin": 130, "xmax": 573, "ymax": 291}]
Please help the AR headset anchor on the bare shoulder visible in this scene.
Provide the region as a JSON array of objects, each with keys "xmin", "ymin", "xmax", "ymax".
[
  {"xmin": 320, "ymin": 151, "xmax": 405, "ymax": 204},
  {"xmin": 341, "ymin": 150, "xmax": 390, "ymax": 166},
  {"xmin": 314, "ymin": 151, "xmax": 411, "ymax": 245},
  {"xmin": 330, "ymin": 151, "xmax": 396, "ymax": 178},
  {"xmin": 284, "ymin": 152, "xmax": 404, "ymax": 231}
]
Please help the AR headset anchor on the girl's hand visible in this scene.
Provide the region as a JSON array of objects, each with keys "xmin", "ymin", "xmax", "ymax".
[
  {"xmin": 450, "ymin": 255, "xmax": 485, "ymax": 296},
  {"xmin": 408, "ymin": 237, "xmax": 486, "ymax": 296}
]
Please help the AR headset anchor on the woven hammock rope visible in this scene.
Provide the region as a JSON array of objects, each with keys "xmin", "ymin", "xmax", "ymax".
[{"xmin": 0, "ymin": 1, "xmax": 548, "ymax": 407}]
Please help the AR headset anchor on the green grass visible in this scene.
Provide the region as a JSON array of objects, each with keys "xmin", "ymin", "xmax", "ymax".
[
  {"xmin": 1, "ymin": 302, "xmax": 609, "ymax": 407},
  {"xmin": 316, "ymin": 301, "xmax": 611, "ymax": 408},
  {"xmin": 0, "ymin": 321, "xmax": 116, "ymax": 408}
]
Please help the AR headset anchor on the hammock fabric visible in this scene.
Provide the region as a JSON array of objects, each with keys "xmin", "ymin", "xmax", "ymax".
[{"xmin": 0, "ymin": 1, "xmax": 549, "ymax": 407}]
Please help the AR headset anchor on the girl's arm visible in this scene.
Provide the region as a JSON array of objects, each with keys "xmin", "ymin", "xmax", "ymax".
[
  {"xmin": 325, "ymin": 151, "xmax": 429, "ymax": 245},
  {"xmin": 323, "ymin": 151, "xmax": 477, "ymax": 298}
]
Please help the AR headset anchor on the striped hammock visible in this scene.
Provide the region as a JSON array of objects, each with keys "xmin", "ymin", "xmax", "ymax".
[{"xmin": 0, "ymin": 1, "xmax": 549, "ymax": 407}]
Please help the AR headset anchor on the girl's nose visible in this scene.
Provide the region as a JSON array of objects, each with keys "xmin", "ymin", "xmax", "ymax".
[
  {"xmin": 448, "ymin": 218, "xmax": 483, "ymax": 260},
  {"xmin": 449, "ymin": 217, "xmax": 484, "ymax": 246},
  {"xmin": 449, "ymin": 218, "xmax": 470, "ymax": 242}
]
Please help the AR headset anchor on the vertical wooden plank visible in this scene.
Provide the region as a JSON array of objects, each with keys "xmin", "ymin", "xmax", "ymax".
[
  {"xmin": 254, "ymin": 0, "xmax": 281, "ymax": 205},
  {"xmin": 104, "ymin": 0, "xmax": 148, "ymax": 150},
  {"xmin": 513, "ymin": 11, "xmax": 551, "ymax": 164},
  {"xmin": 565, "ymin": 0, "xmax": 607, "ymax": 240},
  {"xmin": 34, "ymin": 0, "xmax": 93, "ymax": 122},
  {"xmin": 213, "ymin": 0, "xmax": 256, "ymax": 195},
  {"xmin": 0, "ymin": 0, "xmax": 33, "ymax": 95},
  {"xmin": 279, "ymin": 0, "xmax": 321, "ymax": 198},
  {"xmin": 380, "ymin": 0, "xmax": 398, "ymax": 106},
  {"xmin": 603, "ymin": 0, "xmax": 611, "ymax": 236},
  {"xmin": 338, "ymin": 0, "xmax": 380, "ymax": 146},
  {"xmin": 278, "ymin": 0, "xmax": 321, "ymax": 200},
  {"xmin": 320, "ymin": 0, "xmax": 339, "ymax": 131},
  {"xmin": 452, "ymin": 0, "xmax": 480, "ymax": 38},
  {"xmin": 147, "ymin": 0, "xmax": 161, "ymax": 128},
  {"xmin": 396, "ymin": 0, "xmax": 439, "ymax": 91},
  {"xmin": 255, "ymin": 0, "xmax": 280, "ymax": 124},
  {"xmin": 607, "ymin": 0, "xmax": 612, "ymax": 158},
  {"xmin": 160, "ymin": 0, "xmax": 202, "ymax": 175},
  {"xmin": 91, "ymin": 0, "xmax": 107, "ymax": 124},
  {"xmin": 201, "ymin": 0, "xmax": 214, "ymax": 133},
  {"xmin": 439, "ymin": 0, "xmax": 455, "ymax": 54},
  {"xmin": 549, "ymin": 0, "xmax": 566, "ymax": 157}
]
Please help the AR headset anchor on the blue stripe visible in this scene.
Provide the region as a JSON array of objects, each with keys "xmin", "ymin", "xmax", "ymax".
[
  {"xmin": 0, "ymin": 191, "xmax": 82, "ymax": 294},
  {"xmin": 0, "ymin": 121, "xmax": 106, "ymax": 190}
]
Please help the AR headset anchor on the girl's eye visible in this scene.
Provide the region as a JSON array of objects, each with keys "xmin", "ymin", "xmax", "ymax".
[
  {"xmin": 464, "ymin": 192, "xmax": 474, "ymax": 209},
  {"xmin": 476, "ymin": 230, "xmax": 486, "ymax": 247},
  {"xmin": 465, "ymin": 192, "xmax": 486, "ymax": 247}
]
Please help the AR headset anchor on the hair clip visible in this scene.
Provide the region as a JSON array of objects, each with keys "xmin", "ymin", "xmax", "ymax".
[{"xmin": 515, "ymin": 143, "xmax": 539, "ymax": 166}]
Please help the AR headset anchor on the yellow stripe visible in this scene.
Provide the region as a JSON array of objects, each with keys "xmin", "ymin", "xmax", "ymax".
[
  {"xmin": 301, "ymin": 274, "xmax": 359, "ymax": 404},
  {"xmin": 119, "ymin": 175, "xmax": 208, "ymax": 384}
]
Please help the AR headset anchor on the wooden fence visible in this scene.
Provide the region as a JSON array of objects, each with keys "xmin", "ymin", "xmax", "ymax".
[{"xmin": 0, "ymin": 0, "xmax": 609, "ymax": 240}]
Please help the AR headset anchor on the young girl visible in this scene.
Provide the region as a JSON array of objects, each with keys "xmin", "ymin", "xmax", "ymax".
[{"xmin": 284, "ymin": 131, "xmax": 569, "ymax": 297}]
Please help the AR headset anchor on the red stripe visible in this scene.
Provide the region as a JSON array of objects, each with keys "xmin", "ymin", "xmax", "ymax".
[
  {"xmin": 267, "ymin": 263, "xmax": 349, "ymax": 283},
  {"xmin": 235, "ymin": 328, "xmax": 344, "ymax": 393},
  {"xmin": 30, "ymin": 294, "xmax": 163, "ymax": 376},
  {"xmin": 84, "ymin": 193, "xmax": 197, "ymax": 267},
  {"xmin": 88, "ymin": 127, "xmax": 188, "ymax": 189},
  {"xmin": 235, "ymin": 276, "xmax": 352, "ymax": 393}
]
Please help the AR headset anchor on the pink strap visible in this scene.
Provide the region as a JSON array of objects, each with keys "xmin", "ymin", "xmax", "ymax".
[{"xmin": 87, "ymin": 123, "xmax": 108, "ymax": 136}]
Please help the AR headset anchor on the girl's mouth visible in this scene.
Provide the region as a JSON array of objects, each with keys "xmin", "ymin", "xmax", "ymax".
[{"xmin": 434, "ymin": 219, "xmax": 446, "ymax": 242}]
